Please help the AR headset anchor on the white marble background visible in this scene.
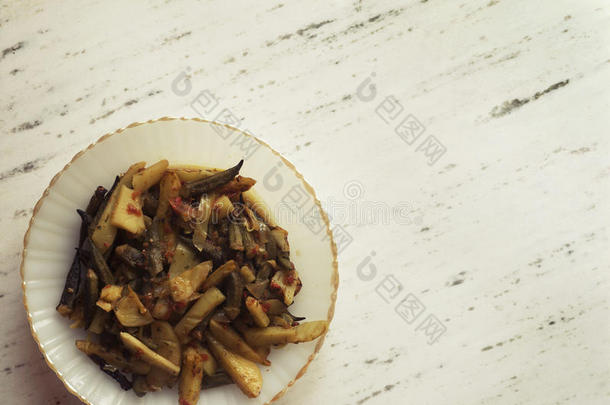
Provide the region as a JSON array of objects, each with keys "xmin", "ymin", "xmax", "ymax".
[{"xmin": 1, "ymin": 0, "xmax": 609, "ymax": 404}]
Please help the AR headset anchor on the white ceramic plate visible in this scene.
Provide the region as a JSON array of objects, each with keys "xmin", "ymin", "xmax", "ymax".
[{"xmin": 20, "ymin": 117, "xmax": 338, "ymax": 405}]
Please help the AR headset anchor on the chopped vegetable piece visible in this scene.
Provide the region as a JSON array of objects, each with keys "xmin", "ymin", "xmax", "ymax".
[
  {"xmin": 89, "ymin": 354, "xmax": 133, "ymax": 391},
  {"xmin": 202, "ymin": 371, "xmax": 234, "ymax": 389},
  {"xmin": 293, "ymin": 320, "xmax": 329, "ymax": 343},
  {"xmin": 167, "ymin": 164, "xmax": 217, "ymax": 182},
  {"xmin": 147, "ymin": 321, "xmax": 182, "ymax": 390},
  {"xmin": 223, "ymin": 271, "xmax": 244, "ymax": 320},
  {"xmin": 145, "ymin": 218, "xmax": 164, "ymax": 276},
  {"xmin": 205, "ymin": 334, "xmax": 262, "ymax": 398},
  {"xmin": 92, "ymin": 162, "xmax": 145, "ymax": 252},
  {"xmin": 174, "ymin": 287, "xmax": 225, "ymax": 344},
  {"xmin": 120, "ymin": 332, "xmax": 180, "ymax": 376},
  {"xmin": 201, "ymin": 260, "xmax": 237, "ymax": 291},
  {"xmin": 115, "ymin": 244, "xmax": 147, "ymax": 268},
  {"xmin": 239, "ymin": 265, "xmax": 256, "ymax": 283},
  {"xmin": 209, "ymin": 319, "xmax": 268, "ymax": 365},
  {"xmin": 156, "ymin": 172, "xmax": 182, "ymax": 219},
  {"xmin": 271, "ymin": 270, "xmax": 300, "ymax": 305},
  {"xmin": 96, "ymin": 285, "xmax": 123, "ymax": 312},
  {"xmin": 199, "ymin": 347, "xmax": 217, "ymax": 376},
  {"xmin": 245, "ymin": 296, "xmax": 270, "ymax": 328},
  {"xmin": 179, "ymin": 345, "xmax": 205, "ymax": 405},
  {"xmin": 110, "ymin": 185, "xmax": 146, "ymax": 235},
  {"xmin": 114, "ymin": 286, "xmax": 154, "ymax": 327},
  {"xmin": 168, "ymin": 242, "xmax": 199, "ymax": 279},
  {"xmin": 241, "ymin": 326, "xmax": 297, "ymax": 347},
  {"xmin": 132, "ymin": 159, "xmax": 169, "ymax": 191},
  {"xmin": 76, "ymin": 340, "xmax": 150, "ymax": 375},
  {"xmin": 182, "ymin": 160, "xmax": 243, "ymax": 196},
  {"xmin": 84, "ymin": 268, "xmax": 99, "ymax": 328}
]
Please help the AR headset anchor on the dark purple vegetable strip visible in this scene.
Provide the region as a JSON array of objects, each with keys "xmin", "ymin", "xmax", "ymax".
[
  {"xmin": 178, "ymin": 235, "xmax": 224, "ymax": 264},
  {"xmin": 144, "ymin": 218, "xmax": 164, "ymax": 276},
  {"xmin": 77, "ymin": 209, "xmax": 93, "ymax": 246},
  {"xmin": 182, "ymin": 160, "xmax": 243, "ymax": 195},
  {"xmin": 87, "ymin": 237, "xmax": 115, "ymax": 285},
  {"xmin": 56, "ymin": 249, "xmax": 82, "ymax": 316},
  {"xmin": 86, "ymin": 186, "xmax": 108, "ymax": 215},
  {"xmin": 84, "ymin": 268, "xmax": 99, "ymax": 328},
  {"xmin": 91, "ymin": 176, "xmax": 119, "ymax": 228},
  {"xmin": 77, "ymin": 186, "xmax": 107, "ymax": 245},
  {"xmin": 223, "ymin": 271, "xmax": 244, "ymax": 320},
  {"xmin": 115, "ymin": 244, "xmax": 147, "ymax": 268},
  {"xmin": 89, "ymin": 355, "xmax": 133, "ymax": 390}
]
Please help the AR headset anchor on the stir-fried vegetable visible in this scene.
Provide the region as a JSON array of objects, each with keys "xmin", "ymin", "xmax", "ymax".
[{"xmin": 56, "ymin": 159, "xmax": 329, "ymax": 404}]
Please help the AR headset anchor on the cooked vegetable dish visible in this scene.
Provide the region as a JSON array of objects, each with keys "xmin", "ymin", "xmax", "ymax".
[{"xmin": 56, "ymin": 159, "xmax": 328, "ymax": 403}]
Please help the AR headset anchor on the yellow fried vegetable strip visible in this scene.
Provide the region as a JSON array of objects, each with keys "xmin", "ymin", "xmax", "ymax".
[
  {"xmin": 156, "ymin": 171, "xmax": 181, "ymax": 219},
  {"xmin": 132, "ymin": 159, "xmax": 169, "ymax": 191},
  {"xmin": 92, "ymin": 161, "xmax": 145, "ymax": 252},
  {"xmin": 206, "ymin": 334, "xmax": 262, "ymax": 398},
  {"xmin": 119, "ymin": 332, "xmax": 180, "ymax": 376},
  {"xmin": 201, "ymin": 260, "xmax": 237, "ymax": 291},
  {"xmin": 76, "ymin": 340, "xmax": 150, "ymax": 375},
  {"xmin": 174, "ymin": 287, "xmax": 225, "ymax": 344},
  {"xmin": 146, "ymin": 321, "xmax": 182, "ymax": 390},
  {"xmin": 179, "ymin": 345, "xmax": 205, "ymax": 405},
  {"xmin": 245, "ymin": 297, "xmax": 270, "ymax": 328},
  {"xmin": 209, "ymin": 319, "xmax": 268, "ymax": 365}
]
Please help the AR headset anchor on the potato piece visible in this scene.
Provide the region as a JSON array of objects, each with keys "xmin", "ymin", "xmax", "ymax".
[
  {"xmin": 270, "ymin": 270, "xmax": 299, "ymax": 305},
  {"xmin": 270, "ymin": 228, "xmax": 290, "ymax": 252},
  {"xmin": 76, "ymin": 340, "xmax": 150, "ymax": 375},
  {"xmin": 132, "ymin": 159, "xmax": 169, "ymax": 191},
  {"xmin": 152, "ymin": 297, "xmax": 171, "ymax": 320},
  {"xmin": 254, "ymin": 346, "xmax": 270, "ymax": 365},
  {"xmin": 212, "ymin": 195, "xmax": 234, "ymax": 221},
  {"xmin": 245, "ymin": 297, "xmax": 270, "ymax": 328},
  {"xmin": 239, "ymin": 265, "xmax": 256, "ymax": 283},
  {"xmin": 242, "ymin": 189, "xmax": 277, "ymax": 228},
  {"xmin": 201, "ymin": 260, "xmax": 237, "ymax": 291},
  {"xmin": 114, "ymin": 286, "xmax": 153, "ymax": 327},
  {"xmin": 167, "ymin": 164, "xmax": 217, "ymax": 182},
  {"xmin": 147, "ymin": 321, "xmax": 181, "ymax": 390},
  {"xmin": 242, "ymin": 326, "xmax": 297, "ymax": 347},
  {"xmin": 119, "ymin": 332, "xmax": 180, "ymax": 376},
  {"xmin": 260, "ymin": 299, "xmax": 286, "ymax": 316},
  {"xmin": 205, "ymin": 334, "xmax": 262, "ymax": 398},
  {"xmin": 109, "ymin": 185, "xmax": 146, "ymax": 235},
  {"xmin": 179, "ymin": 345, "xmax": 205, "ymax": 405},
  {"xmin": 293, "ymin": 320, "xmax": 329, "ymax": 343},
  {"xmin": 96, "ymin": 285, "xmax": 123, "ymax": 312},
  {"xmin": 199, "ymin": 347, "xmax": 217, "ymax": 376},
  {"xmin": 169, "ymin": 276, "xmax": 193, "ymax": 304},
  {"xmin": 174, "ymin": 287, "xmax": 225, "ymax": 344},
  {"xmin": 170, "ymin": 261, "xmax": 213, "ymax": 302},
  {"xmin": 156, "ymin": 172, "xmax": 182, "ymax": 219},
  {"xmin": 92, "ymin": 161, "xmax": 145, "ymax": 252},
  {"xmin": 209, "ymin": 319, "xmax": 267, "ymax": 365},
  {"xmin": 168, "ymin": 242, "xmax": 200, "ymax": 279}
]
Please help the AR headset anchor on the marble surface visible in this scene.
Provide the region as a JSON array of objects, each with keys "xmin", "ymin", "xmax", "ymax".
[{"xmin": 2, "ymin": 0, "xmax": 609, "ymax": 404}]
